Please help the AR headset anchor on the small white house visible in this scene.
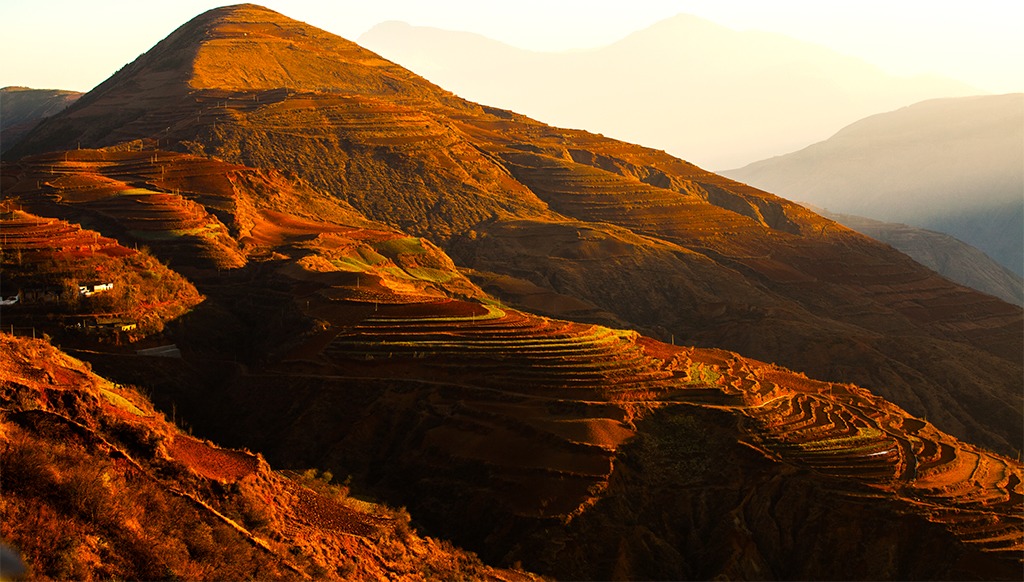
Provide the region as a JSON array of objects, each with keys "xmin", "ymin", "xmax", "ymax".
[{"xmin": 79, "ymin": 282, "xmax": 114, "ymax": 297}]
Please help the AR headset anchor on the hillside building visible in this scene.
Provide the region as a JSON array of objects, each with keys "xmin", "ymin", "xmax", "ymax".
[{"xmin": 79, "ymin": 282, "xmax": 114, "ymax": 297}]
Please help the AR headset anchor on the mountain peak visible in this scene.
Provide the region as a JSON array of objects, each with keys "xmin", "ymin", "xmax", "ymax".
[
  {"xmin": 170, "ymin": 3, "xmax": 421, "ymax": 93},
  {"xmin": 7, "ymin": 2, "xmax": 457, "ymax": 157},
  {"xmin": 91, "ymin": 2, "xmax": 443, "ymax": 98}
]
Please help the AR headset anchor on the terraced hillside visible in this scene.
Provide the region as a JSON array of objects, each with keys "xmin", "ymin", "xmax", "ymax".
[
  {"xmin": 3, "ymin": 148, "xmax": 484, "ymax": 298},
  {"xmin": 8, "ymin": 164, "xmax": 1008, "ymax": 579},
  {"xmin": 0, "ymin": 333, "xmax": 536, "ymax": 580},
  {"xmin": 1, "ymin": 148, "xmax": 368, "ymax": 270},
  {"xmin": 319, "ymin": 299, "xmax": 1024, "ymax": 559},
  {"xmin": 3, "ymin": 162, "xmax": 1020, "ymax": 581},
  {"xmin": 0, "ymin": 207, "xmax": 200, "ymax": 335},
  {"xmin": 145, "ymin": 279, "xmax": 1021, "ymax": 579},
  {"xmin": 8, "ymin": 4, "xmax": 1019, "ymax": 456},
  {"xmin": 738, "ymin": 367, "xmax": 1023, "ymax": 559}
]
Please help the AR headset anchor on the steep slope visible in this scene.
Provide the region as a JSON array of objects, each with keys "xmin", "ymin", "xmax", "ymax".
[
  {"xmin": 0, "ymin": 333, "xmax": 536, "ymax": 580},
  {"xmin": 817, "ymin": 209, "xmax": 1023, "ymax": 306},
  {"xmin": 8, "ymin": 217, "xmax": 1021, "ymax": 580},
  {"xmin": 6, "ymin": 3, "xmax": 1022, "ymax": 458},
  {"xmin": 0, "ymin": 87, "xmax": 82, "ymax": 153},
  {"xmin": 358, "ymin": 17, "xmax": 977, "ymax": 169},
  {"xmin": 725, "ymin": 94, "xmax": 1024, "ymax": 276}
]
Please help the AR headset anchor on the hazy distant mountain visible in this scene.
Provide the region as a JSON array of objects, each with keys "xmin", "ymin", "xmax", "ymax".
[
  {"xmin": 814, "ymin": 209, "xmax": 1023, "ymax": 305},
  {"xmin": 0, "ymin": 86, "xmax": 82, "ymax": 152},
  {"xmin": 359, "ymin": 16, "xmax": 978, "ymax": 169},
  {"xmin": 725, "ymin": 94, "xmax": 1024, "ymax": 276}
]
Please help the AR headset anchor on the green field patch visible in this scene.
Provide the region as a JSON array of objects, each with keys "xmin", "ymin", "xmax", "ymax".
[
  {"xmin": 373, "ymin": 236, "xmax": 426, "ymax": 257},
  {"xmin": 330, "ymin": 256, "xmax": 373, "ymax": 272},
  {"xmin": 170, "ymin": 223, "xmax": 222, "ymax": 238},
  {"xmin": 378, "ymin": 265, "xmax": 414, "ymax": 280},
  {"xmin": 329, "ymin": 247, "xmax": 391, "ymax": 272},
  {"xmin": 791, "ymin": 426, "xmax": 888, "ymax": 453},
  {"xmin": 403, "ymin": 266, "xmax": 455, "ymax": 284},
  {"xmin": 127, "ymin": 223, "xmax": 221, "ymax": 241},
  {"xmin": 129, "ymin": 229, "xmax": 178, "ymax": 241},
  {"xmin": 686, "ymin": 362, "xmax": 721, "ymax": 385}
]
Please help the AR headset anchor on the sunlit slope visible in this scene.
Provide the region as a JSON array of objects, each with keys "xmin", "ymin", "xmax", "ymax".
[
  {"xmin": 8, "ymin": 3, "xmax": 1022, "ymax": 457},
  {"xmin": 2, "ymin": 147, "xmax": 487, "ymax": 305}
]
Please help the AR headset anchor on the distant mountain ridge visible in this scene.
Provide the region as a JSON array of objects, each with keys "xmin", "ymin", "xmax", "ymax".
[
  {"xmin": 0, "ymin": 86, "xmax": 82, "ymax": 152},
  {"xmin": 725, "ymin": 94, "xmax": 1024, "ymax": 276},
  {"xmin": 813, "ymin": 208, "xmax": 1023, "ymax": 306},
  {"xmin": 358, "ymin": 16, "xmax": 978, "ymax": 169}
]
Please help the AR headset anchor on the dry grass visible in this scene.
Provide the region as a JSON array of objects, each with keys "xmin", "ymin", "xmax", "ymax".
[{"xmin": 0, "ymin": 333, "xmax": 538, "ymax": 581}]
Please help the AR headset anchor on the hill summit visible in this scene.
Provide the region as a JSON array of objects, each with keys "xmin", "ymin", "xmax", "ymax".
[{"xmin": 10, "ymin": 3, "xmax": 464, "ymax": 157}]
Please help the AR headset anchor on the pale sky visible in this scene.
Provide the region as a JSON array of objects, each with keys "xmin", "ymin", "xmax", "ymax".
[{"xmin": 1, "ymin": 0, "xmax": 1021, "ymax": 94}]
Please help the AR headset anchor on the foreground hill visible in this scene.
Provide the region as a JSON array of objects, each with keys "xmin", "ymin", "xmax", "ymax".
[
  {"xmin": 0, "ymin": 87, "xmax": 82, "ymax": 153},
  {"xmin": 358, "ymin": 16, "xmax": 976, "ymax": 169},
  {"xmin": 7, "ymin": 4, "xmax": 1022, "ymax": 459},
  {"xmin": 725, "ymin": 94, "xmax": 1024, "ymax": 276},
  {"xmin": 816, "ymin": 209, "xmax": 1023, "ymax": 306},
  {"xmin": 0, "ymin": 334, "xmax": 536, "ymax": 580}
]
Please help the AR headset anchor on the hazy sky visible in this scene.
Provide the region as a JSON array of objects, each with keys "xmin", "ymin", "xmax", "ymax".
[{"xmin": 1, "ymin": 0, "xmax": 1021, "ymax": 94}]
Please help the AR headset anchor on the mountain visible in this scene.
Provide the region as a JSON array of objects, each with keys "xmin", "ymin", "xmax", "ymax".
[
  {"xmin": 815, "ymin": 209, "xmax": 1024, "ymax": 306},
  {"xmin": 0, "ymin": 87, "xmax": 82, "ymax": 152},
  {"xmin": 724, "ymin": 94, "xmax": 1024, "ymax": 276},
  {"xmin": 14, "ymin": 3, "xmax": 1021, "ymax": 457},
  {"xmin": 357, "ymin": 16, "xmax": 978, "ymax": 169},
  {"xmin": 3, "ymin": 4, "xmax": 1023, "ymax": 579}
]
